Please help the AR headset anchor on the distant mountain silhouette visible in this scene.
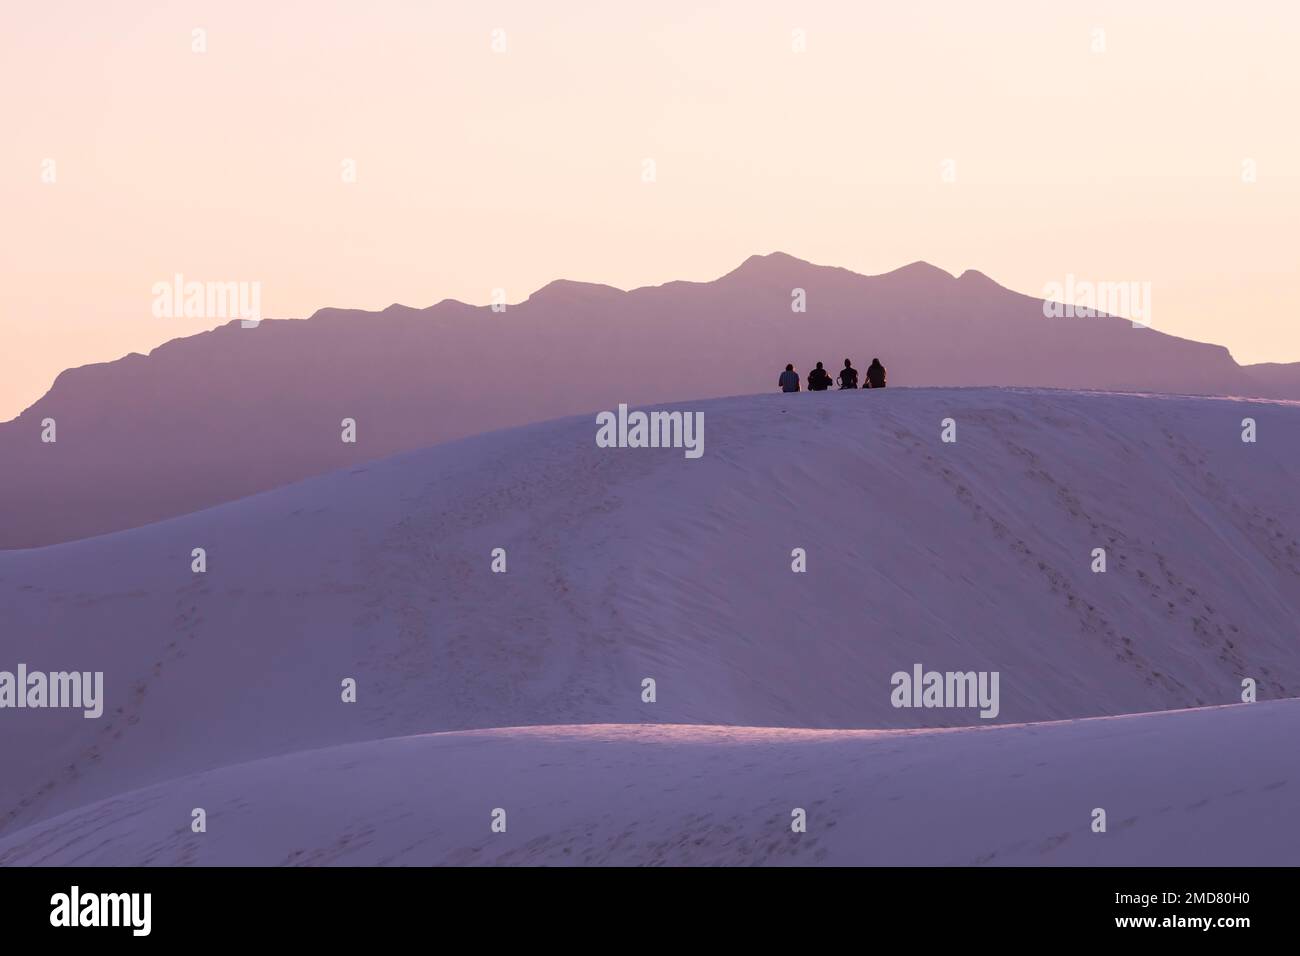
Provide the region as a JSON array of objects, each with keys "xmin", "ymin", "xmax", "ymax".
[
  {"xmin": 2, "ymin": 252, "xmax": 1295, "ymax": 548},
  {"xmin": 1241, "ymin": 361, "xmax": 1300, "ymax": 398}
]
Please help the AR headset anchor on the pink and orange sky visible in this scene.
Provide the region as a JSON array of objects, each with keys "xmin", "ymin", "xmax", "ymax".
[{"xmin": 3, "ymin": 0, "xmax": 1299, "ymax": 421}]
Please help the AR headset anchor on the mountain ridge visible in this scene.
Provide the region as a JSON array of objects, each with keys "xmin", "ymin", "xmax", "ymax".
[
  {"xmin": 13, "ymin": 252, "xmax": 1283, "ymax": 408},
  {"xmin": 2, "ymin": 252, "xmax": 1297, "ymax": 549}
]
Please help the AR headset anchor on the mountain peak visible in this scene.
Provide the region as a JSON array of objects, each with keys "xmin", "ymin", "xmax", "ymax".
[
  {"xmin": 738, "ymin": 250, "xmax": 808, "ymax": 268},
  {"xmin": 526, "ymin": 278, "xmax": 625, "ymax": 304},
  {"xmin": 721, "ymin": 251, "xmax": 818, "ymax": 281},
  {"xmin": 883, "ymin": 260, "xmax": 955, "ymax": 281},
  {"xmin": 958, "ymin": 268, "xmax": 999, "ymax": 286}
]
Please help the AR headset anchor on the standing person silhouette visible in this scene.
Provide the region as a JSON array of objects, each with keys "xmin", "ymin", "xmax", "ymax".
[
  {"xmin": 778, "ymin": 363, "xmax": 801, "ymax": 392},
  {"xmin": 838, "ymin": 358, "xmax": 859, "ymax": 389},
  {"xmin": 865, "ymin": 357, "xmax": 887, "ymax": 389}
]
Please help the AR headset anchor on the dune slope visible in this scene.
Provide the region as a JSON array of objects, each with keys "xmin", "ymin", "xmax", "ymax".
[
  {"xmin": 2, "ymin": 701, "xmax": 1297, "ymax": 866},
  {"xmin": 2, "ymin": 387, "xmax": 1299, "ymax": 849}
]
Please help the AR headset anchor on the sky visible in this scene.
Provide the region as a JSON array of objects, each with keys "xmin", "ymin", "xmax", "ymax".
[{"xmin": 3, "ymin": 0, "xmax": 1298, "ymax": 421}]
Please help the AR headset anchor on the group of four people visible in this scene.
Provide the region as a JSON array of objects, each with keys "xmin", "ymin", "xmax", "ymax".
[{"xmin": 779, "ymin": 358, "xmax": 886, "ymax": 392}]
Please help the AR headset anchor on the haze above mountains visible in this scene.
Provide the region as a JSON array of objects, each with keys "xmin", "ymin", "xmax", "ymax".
[{"xmin": 2, "ymin": 252, "xmax": 1296, "ymax": 550}]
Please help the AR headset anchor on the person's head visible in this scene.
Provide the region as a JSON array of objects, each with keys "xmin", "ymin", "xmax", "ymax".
[
  {"xmin": 785, "ymin": 363, "xmax": 793, "ymax": 372},
  {"xmin": 815, "ymin": 362, "xmax": 824, "ymax": 370},
  {"xmin": 871, "ymin": 357, "xmax": 881, "ymax": 366},
  {"xmin": 844, "ymin": 358, "xmax": 852, "ymax": 367}
]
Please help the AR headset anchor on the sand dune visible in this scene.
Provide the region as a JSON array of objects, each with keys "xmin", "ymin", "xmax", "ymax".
[
  {"xmin": 3, "ymin": 702, "xmax": 1297, "ymax": 866},
  {"xmin": 3, "ymin": 387, "xmax": 1299, "ymax": 862}
]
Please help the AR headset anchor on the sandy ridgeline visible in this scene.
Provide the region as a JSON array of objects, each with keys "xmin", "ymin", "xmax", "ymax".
[{"xmin": 2, "ymin": 387, "xmax": 1299, "ymax": 864}]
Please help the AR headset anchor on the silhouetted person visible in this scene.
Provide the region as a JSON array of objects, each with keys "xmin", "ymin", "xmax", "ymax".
[
  {"xmin": 838, "ymin": 358, "xmax": 858, "ymax": 389},
  {"xmin": 778, "ymin": 363, "xmax": 800, "ymax": 392},
  {"xmin": 807, "ymin": 362, "xmax": 833, "ymax": 391},
  {"xmin": 865, "ymin": 358, "xmax": 887, "ymax": 389}
]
